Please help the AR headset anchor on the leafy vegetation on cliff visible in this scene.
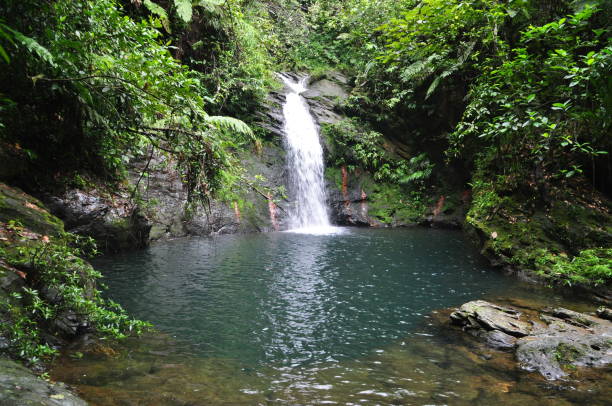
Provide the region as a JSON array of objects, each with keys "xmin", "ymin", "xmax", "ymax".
[
  {"xmin": 0, "ymin": 184, "xmax": 148, "ymax": 363},
  {"xmin": 0, "ymin": 0, "xmax": 274, "ymax": 206}
]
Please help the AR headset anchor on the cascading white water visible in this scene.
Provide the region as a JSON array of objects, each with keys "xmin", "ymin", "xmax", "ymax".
[{"xmin": 280, "ymin": 75, "xmax": 338, "ymax": 234}]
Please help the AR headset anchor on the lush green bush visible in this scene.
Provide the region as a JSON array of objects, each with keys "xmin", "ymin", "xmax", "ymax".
[
  {"xmin": 451, "ymin": 4, "xmax": 611, "ymax": 184},
  {"xmin": 0, "ymin": 229, "xmax": 149, "ymax": 363},
  {"xmin": 549, "ymin": 248, "xmax": 612, "ymax": 286}
]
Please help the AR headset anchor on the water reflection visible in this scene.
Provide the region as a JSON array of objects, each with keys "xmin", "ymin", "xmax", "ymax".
[
  {"xmin": 265, "ymin": 233, "xmax": 334, "ymax": 365},
  {"xmin": 64, "ymin": 228, "xmax": 611, "ymax": 405}
]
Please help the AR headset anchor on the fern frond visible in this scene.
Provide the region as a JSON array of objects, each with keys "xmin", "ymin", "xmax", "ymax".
[
  {"xmin": 196, "ymin": 0, "xmax": 225, "ymax": 8},
  {"xmin": 206, "ymin": 116, "xmax": 253, "ymax": 137},
  {"xmin": 6, "ymin": 27, "xmax": 55, "ymax": 67},
  {"xmin": 425, "ymin": 75, "xmax": 442, "ymax": 99},
  {"xmin": 400, "ymin": 53, "xmax": 441, "ymax": 83}
]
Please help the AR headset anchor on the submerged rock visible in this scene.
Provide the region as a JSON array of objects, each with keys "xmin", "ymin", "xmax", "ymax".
[
  {"xmin": 0, "ymin": 357, "xmax": 87, "ymax": 405},
  {"xmin": 450, "ymin": 300, "xmax": 612, "ymax": 380}
]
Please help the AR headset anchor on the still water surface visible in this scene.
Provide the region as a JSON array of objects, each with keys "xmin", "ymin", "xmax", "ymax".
[{"xmin": 51, "ymin": 228, "xmax": 611, "ymax": 405}]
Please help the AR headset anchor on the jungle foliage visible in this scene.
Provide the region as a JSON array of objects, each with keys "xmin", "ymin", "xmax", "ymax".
[
  {"xmin": 291, "ymin": 0, "xmax": 610, "ymax": 186},
  {"xmin": 0, "ymin": 228, "xmax": 150, "ymax": 363},
  {"xmin": 322, "ymin": 119, "xmax": 433, "ymax": 185},
  {"xmin": 0, "ymin": 0, "xmax": 280, "ymax": 206}
]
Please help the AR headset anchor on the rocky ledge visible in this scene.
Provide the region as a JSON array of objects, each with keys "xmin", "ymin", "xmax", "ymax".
[{"xmin": 450, "ymin": 300, "xmax": 612, "ymax": 380}]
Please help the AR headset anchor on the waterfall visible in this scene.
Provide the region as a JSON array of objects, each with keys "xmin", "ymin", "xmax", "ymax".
[{"xmin": 280, "ymin": 75, "xmax": 338, "ymax": 234}]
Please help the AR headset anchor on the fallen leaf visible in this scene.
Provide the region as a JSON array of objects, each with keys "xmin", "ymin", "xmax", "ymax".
[{"xmin": 50, "ymin": 394, "xmax": 65, "ymax": 400}]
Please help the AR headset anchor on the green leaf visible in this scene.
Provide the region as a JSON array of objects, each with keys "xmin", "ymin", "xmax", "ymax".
[
  {"xmin": 174, "ymin": 0, "xmax": 193, "ymax": 23},
  {"xmin": 144, "ymin": 0, "xmax": 168, "ymax": 20},
  {"xmin": 425, "ymin": 75, "xmax": 442, "ymax": 100},
  {"xmin": 143, "ymin": 0, "xmax": 171, "ymax": 33},
  {"xmin": 6, "ymin": 27, "xmax": 55, "ymax": 67},
  {"xmin": 206, "ymin": 116, "xmax": 253, "ymax": 137},
  {"xmin": 196, "ymin": 0, "xmax": 225, "ymax": 8},
  {"xmin": 0, "ymin": 44, "xmax": 9, "ymax": 63}
]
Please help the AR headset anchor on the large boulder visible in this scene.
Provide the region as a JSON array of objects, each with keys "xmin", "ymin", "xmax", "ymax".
[
  {"xmin": 450, "ymin": 300, "xmax": 612, "ymax": 380},
  {"xmin": 450, "ymin": 300, "xmax": 533, "ymax": 337},
  {"xmin": 0, "ymin": 184, "xmax": 64, "ymax": 236}
]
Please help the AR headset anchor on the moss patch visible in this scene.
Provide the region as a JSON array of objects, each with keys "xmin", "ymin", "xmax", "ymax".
[
  {"xmin": 367, "ymin": 183, "xmax": 429, "ymax": 225},
  {"xmin": 554, "ymin": 343, "xmax": 584, "ymax": 368},
  {"xmin": 466, "ymin": 169, "xmax": 612, "ymax": 287},
  {"xmin": 0, "ymin": 184, "xmax": 64, "ymax": 236}
]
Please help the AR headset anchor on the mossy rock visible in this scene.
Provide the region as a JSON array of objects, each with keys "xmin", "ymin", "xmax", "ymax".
[
  {"xmin": 367, "ymin": 183, "xmax": 428, "ymax": 225},
  {"xmin": 0, "ymin": 357, "xmax": 87, "ymax": 405},
  {"xmin": 0, "ymin": 183, "xmax": 64, "ymax": 236}
]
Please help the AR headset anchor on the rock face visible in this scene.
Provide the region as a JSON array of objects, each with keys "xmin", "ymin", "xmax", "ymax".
[
  {"xmin": 302, "ymin": 72, "xmax": 349, "ymax": 126},
  {"xmin": 0, "ymin": 357, "xmax": 87, "ymax": 406},
  {"xmin": 40, "ymin": 143, "xmax": 287, "ymax": 252},
  {"xmin": 44, "ymin": 189, "xmax": 150, "ymax": 253},
  {"xmin": 451, "ymin": 300, "xmax": 612, "ymax": 380}
]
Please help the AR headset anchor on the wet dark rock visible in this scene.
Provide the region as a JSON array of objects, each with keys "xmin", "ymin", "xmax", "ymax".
[
  {"xmin": 257, "ymin": 91, "xmax": 286, "ymax": 140},
  {"xmin": 303, "ymin": 72, "xmax": 349, "ymax": 126},
  {"xmin": 52, "ymin": 310, "xmax": 87, "ymax": 337},
  {"xmin": 42, "ymin": 141, "xmax": 286, "ymax": 249},
  {"xmin": 0, "ymin": 262, "xmax": 24, "ymax": 293},
  {"xmin": 450, "ymin": 300, "xmax": 612, "ymax": 380},
  {"xmin": 0, "ymin": 357, "xmax": 87, "ymax": 405},
  {"xmin": 44, "ymin": 189, "xmax": 150, "ymax": 253},
  {"xmin": 327, "ymin": 184, "xmax": 372, "ymax": 227},
  {"xmin": 422, "ymin": 211, "xmax": 465, "ymax": 229},
  {"xmin": 129, "ymin": 146, "xmax": 286, "ymax": 238}
]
